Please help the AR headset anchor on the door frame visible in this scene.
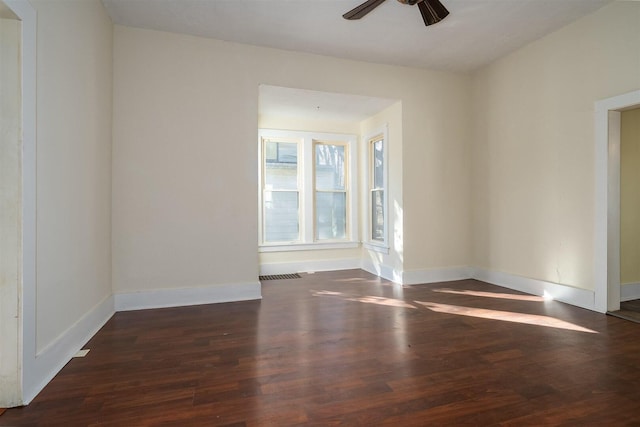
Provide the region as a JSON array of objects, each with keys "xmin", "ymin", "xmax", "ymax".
[
  {"xmin": 1, "ymin": 0, "xmax": 36, "ymax": 406},
  {"xmin": 594, "ymin": 89, "xmax": 640, "ymax": 313}
]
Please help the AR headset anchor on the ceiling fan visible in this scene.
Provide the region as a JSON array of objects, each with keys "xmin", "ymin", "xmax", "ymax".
[{"xmin": 343, "ymin": 0, "xmax": 449, "ymax": 27}]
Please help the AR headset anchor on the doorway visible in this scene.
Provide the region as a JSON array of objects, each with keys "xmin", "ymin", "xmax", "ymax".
[
  {"xmin": 610, "ymin": 107, "xmax": 640, "ymax": 322},
  {"xmin": 594, "ymin": 90, "xmax": 640, "ymax": 314}
]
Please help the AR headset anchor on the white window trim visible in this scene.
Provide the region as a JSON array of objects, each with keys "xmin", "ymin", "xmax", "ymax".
[
  {"xmin": 259, "ymin": 242, "xmax": 360, "ymax": 253},
  {"xmin": 259, "ymin": 129, "xmax": 358, "ymax": 249},
  {"xmin": 363, "ymin": 124, "xmax": 389, "ymax": 252}
]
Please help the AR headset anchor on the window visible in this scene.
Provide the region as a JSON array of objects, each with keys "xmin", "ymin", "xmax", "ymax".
[
  {"xmin": 259, "ymin": 130, "xmax": 357, "ymax": 251},
  {"xmin": 370, "ymin": 137, "xmax": 384, "ymax": 242},
  {"xmin": 315, "ymin": 142, "xmax": 347, "ymax": 240},
  {"xmin": 262, "ymin": 139, "xmax": 300, "ymax": 243},
  {"xmin": 365, "ymin": 126, "xmax": 388, "ymax": 250}
]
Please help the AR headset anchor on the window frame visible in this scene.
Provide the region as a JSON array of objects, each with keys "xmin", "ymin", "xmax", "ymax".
[
  {"xmin": 259, "ymin": 136, "xmax": 302, "ymax": 245},
  {"xmin": 258, "ymin": 129, "xmax": 358, "ymax": 252},
  {"xmin": 313, "ymin": 139, "xmax": 350, "ymax": 242},
  {"xmin": 363, "ymin": 125, "xmax": 389, "ymax": 253}
]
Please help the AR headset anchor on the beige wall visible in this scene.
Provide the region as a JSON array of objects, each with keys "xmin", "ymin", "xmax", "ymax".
[
  {"xmin": 259, "ymin": 248, "xmax": 362, "ymax": 269},
  {"xmin": 112, "ymin": 26, "xmax": 472, "ymax": 293},
  {"xmin": 621, "ymin": 108, "xmax": 640, "ymax": 285},
  {"xmin": 32, "ymin": 0, "xmax": 113, "ymax": 352},
  {"xmin": 471, "ymin": 1, "xmax": 640, "ymax": 290},
  {"xmin": 402, "ymin": 73, "xmax": 472, "ymax": 271}
]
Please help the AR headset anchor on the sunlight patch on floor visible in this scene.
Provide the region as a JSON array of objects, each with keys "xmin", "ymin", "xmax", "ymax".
[
  {"xmin": 432, "ymin": 288, "xmax": 545, "ymax": 302},
  {"xmin": 348, "ymin": 295, "xmax": 417, "ymax": 309},
  {"xmin": 415, "ymin": 301, "xmax": 597, "ymax": 333},
  {"xmin": 312, "ymin": 290, "xmax": 417, "ymax": 309},
  {"xmin": 311, "ymin": 289, "xmax": 595, "ymax": 333},
  {"xmin": 333, "ymin": 277, "xmax": 397, "ymax": 286}
]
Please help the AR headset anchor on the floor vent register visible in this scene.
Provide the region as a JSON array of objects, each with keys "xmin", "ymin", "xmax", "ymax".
[{"xmin": 259, "ymin": 273, "xmax": 302, "ymax": 281}]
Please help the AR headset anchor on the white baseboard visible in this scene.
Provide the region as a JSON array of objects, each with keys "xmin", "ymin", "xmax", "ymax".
[
  {"xmin": 21, "ymin": 265, "xmax": 605, "ymax": 404},
  {"xmin": 471, "ymin": 267, "xmax": 595, "ymax": 311},
  {"xmin": 402, "ymin": 267, "xmax": 472, "ymax": 285},
  {"xmin": 621, "ymin": 282, "xmax": 640, "ymax": 302},
  {"xmin": 23, "ymin": 295, "xmax": 115, "ymax": 404},
  {"xmin": 24, "ymin": 282, "xmax": 260, "ymax": 403},
  {"xmin": 259, "ymin": 258, "xmax": 362, "ymax": 276},
  {"xmin": 114, "ymin": 281, "xmax": 262, "ymax": 311},
  {"xmin": 258, "ymin": 261, "xmax": 599, "ymax": 311}
]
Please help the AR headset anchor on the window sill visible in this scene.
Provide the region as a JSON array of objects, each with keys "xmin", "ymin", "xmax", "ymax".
[
  {"xmin": 362, "ymin": 242, "xmax": 389, "ymax": 254},
  {"xmin": 259, "ymin": 241, "xmax": 360, "ymax": 252}
]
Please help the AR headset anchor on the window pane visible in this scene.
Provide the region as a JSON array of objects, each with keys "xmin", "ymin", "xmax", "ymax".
[
  {"xmin": 316, "ymin": 192, "xmax": 346, "ymax": 240},
  {"xmin": 315, "ymin": 144, "xmax": 345, "ymax": 191},
  {"xmin": 265, "ymin": 142, "xmax": 298, "ymax": 190},
  {"xmin": 265, "ymin": 141, "xmax": 297, "ymax": 163},
  {"xmin": 372, "ymin": 190, "xmax": 384, "ymax": 242},
  {"xmin": 373, "ymin": 139, "xmax": 384, "ymax": 189},
  {"xmin": 264, "ymin": 191, "xmax": 299, "ymax": 242}
]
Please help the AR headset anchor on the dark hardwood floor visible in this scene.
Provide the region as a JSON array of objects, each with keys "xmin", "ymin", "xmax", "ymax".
[
  {"xmin": 3, "ymin": 269, "xmax": 640, "ymax": 426},
  {"xmin": 609, "ymin": 299, "xmax": 640, "ymax": 323}
]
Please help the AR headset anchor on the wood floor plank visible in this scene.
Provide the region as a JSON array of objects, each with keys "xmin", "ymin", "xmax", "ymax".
[{"xmin": 3, "ymin": 269, "xmax": 640, "ymax": 425}]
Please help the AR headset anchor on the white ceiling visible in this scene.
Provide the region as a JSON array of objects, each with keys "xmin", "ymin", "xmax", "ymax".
[{"xmin": 101, "ymin": 0, "xmax": 611, "ymax": 73}]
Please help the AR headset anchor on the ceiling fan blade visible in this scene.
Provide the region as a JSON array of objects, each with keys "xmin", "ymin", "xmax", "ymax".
[
  {"xmin": 417, "ymin": 0, "xmax": 449, "ymax": 26},
  {"xmin": 343, "ymin": 0, "xmax": 387, "ymax": 20}
]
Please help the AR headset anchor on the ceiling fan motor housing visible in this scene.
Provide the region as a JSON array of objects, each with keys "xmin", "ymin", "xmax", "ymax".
[{"xmin": 344, "ymin": 0, "xmax": 448, "ymax": 26}]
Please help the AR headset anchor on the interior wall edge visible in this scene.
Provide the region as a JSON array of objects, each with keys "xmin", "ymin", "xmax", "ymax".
[{"xmin": 360, "ymin": 258, "xmax": 401, "ymax": 284}]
